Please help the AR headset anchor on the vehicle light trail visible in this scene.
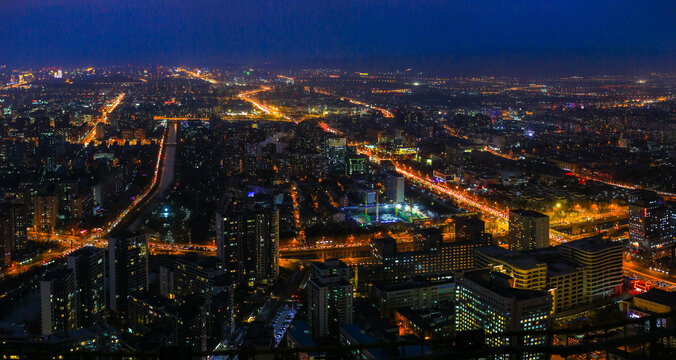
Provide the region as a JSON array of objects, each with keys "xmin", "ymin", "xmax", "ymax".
[
  {"xmin": 80, "ymin": 93, "xmax": 125, "ymax": 145},
  {"xmin": 315, "ymin": 89, "xmax": 394, "ymax": 118},
  {"xmin": 238, "ymin": 87, "xmax": 296, "ymax": 122},
  {"xmin": 176, "ymin": 67, "xmax": 218, "ymax": 84}
]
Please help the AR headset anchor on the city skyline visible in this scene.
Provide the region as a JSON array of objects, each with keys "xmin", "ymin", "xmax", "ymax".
[
  {"xmin": 1, "ymin": 1, "xmax": 676, "ymax": 75},
  {"xmin": 1, "ymin": 2, "xmax": 675, "ymax": 359}
]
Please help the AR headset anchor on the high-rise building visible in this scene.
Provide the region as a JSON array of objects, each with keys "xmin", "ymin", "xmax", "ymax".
[
  {"xmin": 372, "ymin": 233, "xmax": 490, "ymax": 281},
  {"xmin": 371, "ymin": 278, "xmax": 455, "ymax": 316},
  {"xmin": 67, "ymin": 246, "xmax": 106, "ymax": 328},
  {"xmin": 560, "ymin": 237, "xmax": 623, "ymax": 304},
  {"xmin": 159, "ymin": 253, "xmax": 230, "ymax": 298},
  {"xmin": 0, "ymin": 203, "xmax": 15, "ymax": 269},
  {"xmin": 34, "ymin": 193, "xmax": 58, "ymax": 232},
  {"xmin": 322, "ymin": 137, "xmax": 347, "ymax": 173},
  {"xmin": 8, "ymin": 199, "xmax": 27, "ymax": 252},
  {"xmin": 455, "ymin": 215, "xmax": 486, "ymax": 242},
  {"xmin": 477, "ymin": 237, "xmax": 622, "ymax": 314},
  {"xmin": 385, "ymin": 170, "xmax": 405, "ymax": 204},
  {"xmin": 215, "ymin": 199, "xmax": 279, "ymax": 287},
  {"xmin": 40, "ymin": 268, "xmax": 77, "ymax": 336},
  {"xmin": 0, "ymin": 200, "xmax": 27, "ymax": 267},
  {"xmin": 475, "ymin": 246, "xmax": 548, "ymax": 290},
  {"xmin": 455, "ymin": 269, "xmax": 552, "ymax": 360},
  {"xmin": 508, "ymin": 209, "xmax": 549, "ymax": 252},
  {"xmin": 108, "ymin": 231, "xmax": 149, "ymax": 312},
  {"xmin": 345, "ymin": 154, "xmax": 368, "ymax": 176},
  {"xmin": 126, "ymin": 292, "xmax": 208, "ymax": 352},
  {"xmin": 307, "ymin": 274, "xmax": 353, "ymax": 338},
  {"xmin": 628, "ymin": 191, "xmax": 672, "ymax": 261}
]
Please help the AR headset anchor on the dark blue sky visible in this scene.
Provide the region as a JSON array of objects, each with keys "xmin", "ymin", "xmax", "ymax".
[{"xmin": 2, "ymin": 0, "xmax": 675, "ymax": 71}]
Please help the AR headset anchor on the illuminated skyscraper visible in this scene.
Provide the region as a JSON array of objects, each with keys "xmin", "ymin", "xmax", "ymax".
[
  {"xmin": 108, "ymin": 231, "xmax": 149, "ymax": 312},
  {"xmin": 455, "ymin": 269, "xmax": 552, "ymax": 360},
  {"xmin": 308, "ymin": 273, "xmax": 353, "ymax": 338},
  {"xmin": 0, "ymin": 203, "xmax": 16, "ymax": 269},
  {"xmin": 67, "ymin": 246, "xmax": 106, "ymax": 327},
  {"xmin": 40, "ymin": 268, "xmax": 77, "ymax": 336},
  {"xmin": 322, "ymin": 137, "xmax": 347, "ymax": 173},
  {"xmin": 628, "ymin": 191, "xmax": 672, "ymax": 261},
  {"xmin": 33, "ymin": 193, "xmax": 58, "ymax": 232},
  {"xmin": 509, "ymin": 209, "xmax": 549, "ymax": 252},
  {"xmin": 215, "ymin": 199, "xmax": 279, "ymax": 286}
]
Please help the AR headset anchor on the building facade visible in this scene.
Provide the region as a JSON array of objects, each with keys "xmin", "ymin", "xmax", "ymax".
[{"xmin": 508, "ymin": 209, "xmax": 549, "ymax": 252}]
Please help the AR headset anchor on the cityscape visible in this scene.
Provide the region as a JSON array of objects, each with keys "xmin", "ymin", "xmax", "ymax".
[{"xmin": 1, "ymin": 1, "xmax": 676, "ymax": 360}]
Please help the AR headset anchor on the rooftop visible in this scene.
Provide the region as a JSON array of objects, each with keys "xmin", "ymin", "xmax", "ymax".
[
  {"xmin": 562, "ymin": 236, "xmax": 621, "ymax": 253},
  {"xmin": 477, "ymin": 246, "xmax": 545, "ymax": 270},
  {"xmin": 634, "ymin": 289, "xmax": 676, "ymax": 308}
]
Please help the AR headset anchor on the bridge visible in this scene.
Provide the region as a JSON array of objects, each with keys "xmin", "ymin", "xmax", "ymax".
[{"xmin": 280, "ymin": 244, "xmax": 371, "ymax": 260}]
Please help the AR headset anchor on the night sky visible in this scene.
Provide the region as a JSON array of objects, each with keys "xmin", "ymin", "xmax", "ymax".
[{"xmin": 2, "ymin": 0, "xmax": 675, "ymax": 74}]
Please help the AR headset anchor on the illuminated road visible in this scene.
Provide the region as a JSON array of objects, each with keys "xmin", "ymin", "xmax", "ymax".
[
  {"xmin": 238, "ymin": 87, "xmax": 296, "ymax": 122},
  {"xmin": 315, "ymin": 89, "xmax": 394, "ymax": 118},
  {"xmin": 127, "ymin": 122, "xmax": 177, "ymax": 231},
  {"xmin": 176, "ymin": 67, "xmax": 218, "ymax": 84},
  {"xmin": 1, "ymin": 78, "xmax": 30, "ymax": 90},
  {"xmin": 483, "ymin": 145, "xmax": 676, "ymax": 198},
  {"xmin": 89, "ymin": 120, "xmax": 170, "ymax": 239},
  {"xmin": 624, "ymin": 260, "xmax": 676, "ymax": 287},
  {"xmin": 80, "ymin": 93, "xmax": 126, "ymax": 145}
]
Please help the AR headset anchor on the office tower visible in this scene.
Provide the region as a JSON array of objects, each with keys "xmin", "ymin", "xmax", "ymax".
[
  {"xmin": 159, "ymin": 253, "xmax": 230, "ymax": 298},
  {"xmin": 34, "ymin": 193, "xmax": 58, "ymax": 232},
  {"xmin": 560, "ymin": 237, "xmax": 623, "ymax": 304},
  {"xmin": 345, "ymin": 154, "xmax": 368, "ymax": 176},
  {"xmin": 8, "ymin": 200, "xmax": 27, "ymax": 252},
  {"xmin": 40, "ymin": 268, "xmax": 77, "ymax": 336},
  {"xmin": 126, "ymin": 292, "xmax": 208, "ymax": 352},
  {"xmin": 628, "ymin": 191, "xmax": 672, "ymax": 261},
  {"xmin": 67, "ymin": 246, "xmax": 106, "ymax": 328},
  {"xmin": 508, "ymin": 209, "xmax": 549, "ymax": 251},
  {"xmin": 372, "ymin": 233, "xmax": 490, "ymax": 281},
  {"xmin": 475, "ymin": 246, "xmax": 548, "ymax": 290},
  {"xmin": 0, "ymin": 199, "xmax": 27, "ymax": 266},
  {"xmin": 308, "ymin": 274, "xmax": 353, "ymax": 338},
  {"xmin": 477, "ymin": 245, "xmax": 583, "ymax": 314},
  {"xmin": 385, "ymin": 170, "xmax": 405, "ymax": 204},
  {"xmin": 108, "ymin": 231, "xmax": 149, "ymax": 312},
  {"xmin": 57, "ymin": 181, "xmax": 83, "ymax": 222},
  {"xmin": 322, "ymin": 137, "xmax": 347, "ymax": 173},
  {"xmin": 455, "ymin": 270, "xmax": 552, "ymax": 360},
  {"xmin": 215, "ymin": 199, "xmax": 279, "ymax": 286},
  {"xmin": 455, "ymin": 215, "xmax": 486, "ymax": 242}
]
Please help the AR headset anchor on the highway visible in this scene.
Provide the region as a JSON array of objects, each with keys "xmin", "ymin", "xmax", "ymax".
[
  {"xmin": 315, "ymin": 89, "xmax": 394, "ymax": 118},
  {"xmin": 176, "ymin": 67, "xmax": 218, "ymax": 84},
  {"xmin": 624, "ymin": 260, "xmax": 676, "ymax": 288},
  {"xmin": 238, "ymin": 87, "xmax": 296, "ymax": 122}
]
